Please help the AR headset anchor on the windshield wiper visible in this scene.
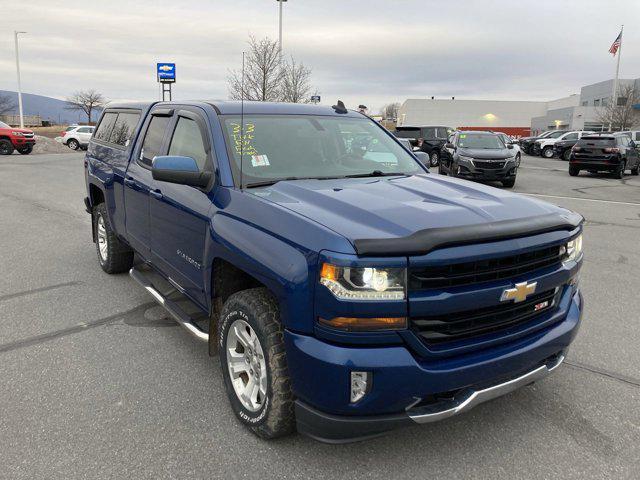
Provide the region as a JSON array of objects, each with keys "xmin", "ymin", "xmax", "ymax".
[
  {"xmin": 344, "ymin": 170, "xmax": 410, "ymax": 178},
  {"xmin": 244, "ymin": 176, "xmax": 342, "ymax": 188}
]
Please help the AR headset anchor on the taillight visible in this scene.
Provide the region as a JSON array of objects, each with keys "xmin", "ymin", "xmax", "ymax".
[
  {"xmin": 603, "ymin": 147, "xmax": 619, "ymax": 153},
  {"xmin": 61, "ymin": 132, "xmax": 66, "ymax": 137}
]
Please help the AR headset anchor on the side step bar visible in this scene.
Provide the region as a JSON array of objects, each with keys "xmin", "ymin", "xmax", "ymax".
[{"xmin": 129, "ymin": 266, "xmax": 209, "ymax": 342}]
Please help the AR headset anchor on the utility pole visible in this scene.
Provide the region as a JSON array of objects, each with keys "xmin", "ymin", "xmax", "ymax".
[
  {"xmin": 14, "ymin": 31, "xmax": 27, "ymax": 129},
  {"xmin": 276, "ymin": 0, "xmax": 287, "ymax": 61}
]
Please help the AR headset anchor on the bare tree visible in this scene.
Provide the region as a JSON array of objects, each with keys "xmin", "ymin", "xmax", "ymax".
[
  {"xmin": 0, "ymin": 93, "xmax": 16, "ymax": 115},
  {"xmin": 228, "ymin": 36, "xmax": 284, "ymax": 102},
  {"xmin": 281, "ymin": 56, "xmax": 314, "ymax": 103},
  {"xmin": 380, "ymin": 102, "xmax": 401, "ymax": 120},
  {"xmin": 65, "ymin": 90, "xmax": 106, "ymax": 124},
  {"xmin": 596, "ymin": 84, "xmax": 640, "ymax": 131}
]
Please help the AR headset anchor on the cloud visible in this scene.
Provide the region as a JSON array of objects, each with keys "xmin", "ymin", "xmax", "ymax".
[{"xmin": 2, "ymin": 0, "xmax": 638, "ymax": 112}]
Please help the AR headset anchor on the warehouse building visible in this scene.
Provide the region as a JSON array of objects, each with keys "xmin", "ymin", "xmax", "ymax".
[{"xmin": 397, "ymin": 78, "xmax": 640, "ymax": 137}]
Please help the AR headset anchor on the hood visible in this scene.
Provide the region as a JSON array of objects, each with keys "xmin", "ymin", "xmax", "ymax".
[
  {"xmin": 6, "ymin": 127, "xmax": 34, "ymax": 134},
  {"xmin": 457, "ymin": 147, "xmax": 513, "ymax": 159},
  {"xmin": 250, "ymin": 174, "xmax": 569, "ymax": 248}
]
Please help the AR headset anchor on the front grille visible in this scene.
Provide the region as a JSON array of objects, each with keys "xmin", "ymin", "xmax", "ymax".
[
  {"xmin": 409, "ymin": 245, "xmax": 562, "ymax": 290},
  {"xmin": 411, "ymin": 288, "xmax": 559, "ymax": 345},
  {"xmin": 473, "ymin": 160, "xmax": 505, "ymax": 169}
]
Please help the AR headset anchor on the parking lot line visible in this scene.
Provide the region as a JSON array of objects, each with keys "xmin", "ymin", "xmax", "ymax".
[{"xmin": 524, "ymin": 193, "xmax": 640, "ymax": 206}]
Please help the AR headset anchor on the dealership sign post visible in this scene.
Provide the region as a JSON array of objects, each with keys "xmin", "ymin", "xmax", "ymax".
[{"xmin": 157, "ymin": 63, "xmax": 176, "ymax": 101}]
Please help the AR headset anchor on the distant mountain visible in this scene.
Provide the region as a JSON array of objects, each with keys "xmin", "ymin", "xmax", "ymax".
[{"xmin": 0, "ymin": 90, "xmax": 95, "ymax": 124}]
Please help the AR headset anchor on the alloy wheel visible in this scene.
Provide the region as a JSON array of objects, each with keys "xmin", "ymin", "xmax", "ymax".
[
  {"xmin": 226, "ymin": 319, "xmax": 268, "ymax": 412},
  {"xmin": 96, "ymin": 214, "xmax": 108, "ymax": 262}
]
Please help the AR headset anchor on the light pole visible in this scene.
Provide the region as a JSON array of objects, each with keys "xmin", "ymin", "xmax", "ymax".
[
  {"xmin": 276, "ymin": 0, "xmax": 287, "ymax": 60},
  {"xmin": 14, "ymin": 31, "xmax": 27, "ymax": 129}
]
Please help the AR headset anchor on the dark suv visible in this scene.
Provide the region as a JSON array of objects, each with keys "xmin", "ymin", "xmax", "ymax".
[
  {"xmin": 438, "ymin": 131, "xmax": 518, "ymax": 188},
  {"xmin": 569, "ymin": 133, "xmax": 640, "ymax": 178},
  {"xmin": 394, "ymin": 125, "xmax": 454, "ymax": 166}
]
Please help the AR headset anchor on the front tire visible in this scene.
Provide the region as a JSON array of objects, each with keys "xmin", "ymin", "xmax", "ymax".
[
  {"xmin": 569, "ymin": 166, "xmax": 580, "ymax": 176},
  {"xmin": 67, "ymin": 138, "xmax": 80, "ymax": 150},
  {"xmin": 429, "ymin": 152, "xmax": 439, "ymax": 167},
  {"xmin": 218, "ymin": 288, "xmax": 295, "ymax": 439},
  {"xmin": 17, "ymin": 145, "xmax": 33, "ymax": 155},
  {"xmin": 93, "ymin": 203, "xmax": 134, "ymax": 274},
  {"xmin": 502, "ymin": 177, "xmax": 516, "ymax": 188},
  {"xmin": 0, "ymin": 139, "xmax": 14, "ymax": 155},
  {"xmin": 631, "ymin": 161, "xmax": 639, "ymax": 176},
  {"xmin": 542, "ymin": 146, "xmax": 554, "ymax": 158},
  {"xmin": 614, "ymin": 160, "xmax": 626, "ymax": 179}
]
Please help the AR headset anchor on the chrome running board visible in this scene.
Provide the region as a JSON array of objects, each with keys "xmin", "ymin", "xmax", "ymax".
[
  {"xmin": 129, "ymin": 266, "xmax": 209, "ymax": 342},
  {"xmin": 407, "ymin": 354, "xmax": 565, "ymax": 424}
]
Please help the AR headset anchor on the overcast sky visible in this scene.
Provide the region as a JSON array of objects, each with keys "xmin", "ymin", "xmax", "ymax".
[{"xmin": 2, "ymin": 0, "xmax": 638, "ymax": 112}]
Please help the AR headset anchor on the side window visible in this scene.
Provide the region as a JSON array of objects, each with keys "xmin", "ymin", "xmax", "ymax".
[
  {"xmin": 564, "ymin": 132, "xmax": 579, "ymax": 141},
  {"xmin": 78, "ymin": 127, "xmax": 92, "ymax": 133},
  {"xmin": 139, "ymin": 115, "xmax": 171, "ymax": 167},
  {"xmin": 109, "ymin": 112, "xmax": 141, "ymax": 147},
  {"xmin": 94, "ymin": 112, "xmax": 118, "ymax": 142},
  {"xmin": 168, "ymin": 117, "xmax": 208, "ymax": 171}
]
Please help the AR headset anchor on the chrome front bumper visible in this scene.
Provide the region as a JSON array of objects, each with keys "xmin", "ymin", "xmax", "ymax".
[{"xmin": 407, "ymin": 354, "xmax": 565, "ymax": 424}]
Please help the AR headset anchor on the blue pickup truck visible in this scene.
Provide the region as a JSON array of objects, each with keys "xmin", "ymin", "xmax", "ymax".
[{"xmin": 84, "ymin": 100, "xmax": 584, "ymax": 443}]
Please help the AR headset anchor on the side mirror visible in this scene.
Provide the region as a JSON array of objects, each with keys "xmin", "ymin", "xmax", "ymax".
[
  {"xmin": 152, "ymin": 155, "xmax": 212, "ymax": 188},
  {"xmin": 630, "ymin": 140, "xmax": 637, "ymax": 149},
  {"xmin": 445, "ymin": 142, "xmax": 454, "ymax": 149},
  {"xmin": 413, "ymin": 151, "xmax": 429, "ymax": 166},
  {"xmin": 507, "ymin": 144, "xmax": 514, "ymax": 149}
]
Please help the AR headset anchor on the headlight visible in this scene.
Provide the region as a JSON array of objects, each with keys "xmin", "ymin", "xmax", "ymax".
[
  {"xmin": 12, "ymin": 132, "xmax": 24, "ymax": 137},
  {"xmin": 561, "ymin": 234, "xmax": 583, "ymax": 263},
  {"xmin": 458, "ymin": 155, "xmax": 474, "ymax": 163},
  {"xmin": 319, "ymin": 263, "xmax": 406, "ymax": 300}
]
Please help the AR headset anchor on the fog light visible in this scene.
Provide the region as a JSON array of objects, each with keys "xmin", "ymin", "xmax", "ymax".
[{"xmin": 350, "ymin": 371, "xmax": 371, "ymax": 403}]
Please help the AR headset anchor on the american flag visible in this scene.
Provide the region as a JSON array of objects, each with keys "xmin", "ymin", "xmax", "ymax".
[{"xmin": 609, "ymin": 30, "xmax": 622, "ymax": 56}]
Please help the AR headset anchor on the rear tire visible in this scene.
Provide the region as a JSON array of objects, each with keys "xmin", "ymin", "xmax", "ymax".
[
  {"xmin": 429, "ymin": 152, "xmax": 439, "ymax": 167},
  {"xmin": 569, "ymin": 166, "xmax": 580, "ymax": 176},
  {"xmin": 438, "ymin": 163, "xmax": 447, "ymax": 175},
  {"xmin": 631, "ymin": 162, "xmax": 639, "ymax": 176},
  {"xmin": 563, "ymin": 149, "xmax": 571, "ymax": 161},
  {"xmin": 93, "ymin": 203, "xmax": 134, "ymax": 274},
  {"xmin": 0, "ymin": 139, "xmax": 14, "ymax": 155},
  {"xmin": 542, "ymin": 146, "xmax": 554, "ymax": 158},
  {"xmin": 218, "ymin": 288, "xmax": 295, "ymax": 440},
  {"xmin": 68, "ymin": 138, "xmax": 80, "ymax": 150},
  {"xmin": 614, "ymin": 161, "xmax": 626, "ymax": 179}
]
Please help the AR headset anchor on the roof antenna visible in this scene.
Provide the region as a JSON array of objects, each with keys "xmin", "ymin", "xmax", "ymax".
[
  {"xmin": 332, "ymin": 100, "xmax": 348, "ymax": 114},
  {"xmin": 240, "ymin": 51, "xmax": 245, "ymax": 190}
]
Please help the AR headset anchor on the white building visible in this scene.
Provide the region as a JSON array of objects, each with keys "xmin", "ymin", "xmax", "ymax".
[{"xmin": 397, "ymin": 78, "xmax": 640, "ymax": 137}]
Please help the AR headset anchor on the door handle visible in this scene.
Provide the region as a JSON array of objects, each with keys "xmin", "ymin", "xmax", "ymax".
[
  {"xmin": 150, "ymin": 189, "xmax": 163, "ymax": 200},
  {"xmin": 124, "ymin": 177, "xmax": 136, "ymax": 187}
]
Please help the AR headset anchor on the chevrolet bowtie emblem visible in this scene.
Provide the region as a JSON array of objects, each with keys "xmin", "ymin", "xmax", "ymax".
[{"xmin": 500, "ymin": 281, "xmax": 537, "ymax": 303}]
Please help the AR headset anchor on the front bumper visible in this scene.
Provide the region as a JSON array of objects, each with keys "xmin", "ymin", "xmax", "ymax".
[
  {"xmin": 456, "ymin": 159, "xmax": 517, "ymax": 181},
  {"xmin": 12, "ymin": 136, "xmax": 36, "ymax": 147},
  {"xmin": 296, "ymin": 352, "xmax": 565, "ymax": 443},
  {"xmin": 287, "ymin": 288, "xmax": 582, "ymax": 442}
]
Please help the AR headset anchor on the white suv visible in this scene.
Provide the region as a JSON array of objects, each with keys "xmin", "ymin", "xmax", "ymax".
[
  {"xmin": 62, "ymin": 125, "xmax": 95, "ymax": 150},
  {"xmin": 534, "ymin": 131, "xmax": 592, "ymax": 158}
]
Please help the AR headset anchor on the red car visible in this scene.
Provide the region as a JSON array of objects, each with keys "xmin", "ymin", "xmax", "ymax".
[{"xmin": 0, "ymin": 120, "xmax": 36, "ymax": 155}]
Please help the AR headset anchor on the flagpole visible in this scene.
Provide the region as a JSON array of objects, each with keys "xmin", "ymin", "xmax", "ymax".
[{"xmin": 610, "ymin": 25, "xmax": 623, "ymax": 131}]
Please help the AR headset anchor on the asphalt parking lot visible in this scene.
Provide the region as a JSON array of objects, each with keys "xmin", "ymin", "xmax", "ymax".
[{"xmin": 1, "ymin": 152, "xmax": 639, "ymax": 479}]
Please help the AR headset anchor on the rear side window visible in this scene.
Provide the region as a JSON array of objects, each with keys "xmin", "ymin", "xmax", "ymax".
[
  {"xmin": 168, "ymin": 117, "xmax": 208, "ymax": 171},
  {"xmin": 109, "ymin": 112, "xmax": 140, "ymax": 147},
  {"xmin": 139, "ymin": 115, "xmax": 171, "ymax": 166},
  {"xmin": 77, "ymin": 127, "xmax": 92, "ymax": 133},
  {"xmin": 564, "ymin": 132, "xmax": 578, "ymax": 141},
  {"xmin": 423, "ymin": 127, "xmax": 437, "ymax": 139},
  {"xmin": 94, "ymin": 113, "xmax": 118, "ymax": 141}
]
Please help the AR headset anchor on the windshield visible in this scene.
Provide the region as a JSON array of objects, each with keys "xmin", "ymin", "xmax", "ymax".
[
  {"xmin": 0, "ymin": 121, "xmax": 10, "ymax": 129},
  {"xmin": 457, "ymin": 133, "xmax": 504, "ymax": 149},
  {"xmin": 221, "ymin": 115, "xmax": 425, "ymax": 186},
  {"xmin": 547, "ymin": 131, "xmax": 566, "ymax": 139}
]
